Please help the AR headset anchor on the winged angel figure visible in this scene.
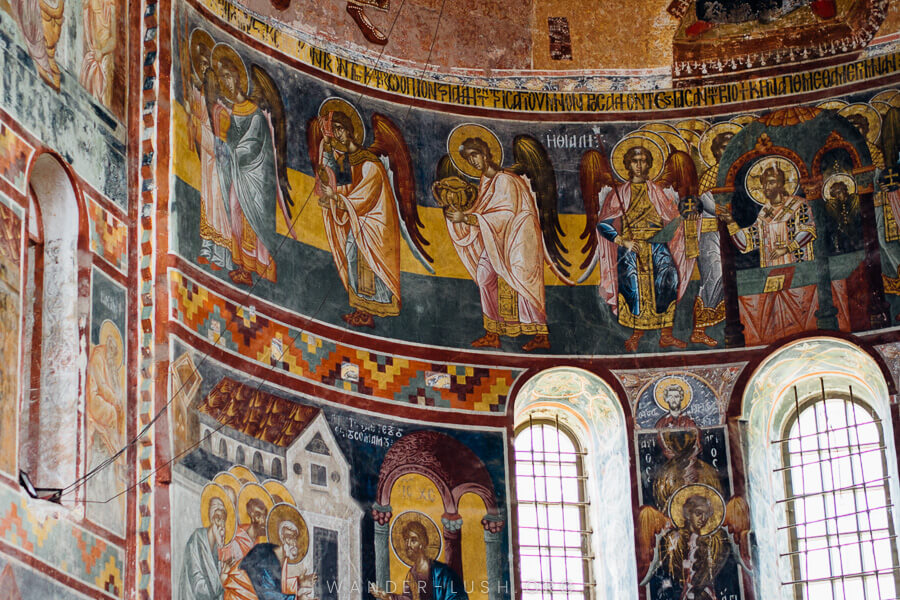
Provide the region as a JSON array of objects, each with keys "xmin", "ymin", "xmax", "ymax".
[
  {"xmin": 578, "ymin": 133, "xmax": 699, "ymax": 351},
  {"xmin": 638, "ymin": 483, "xmax": 751, "ymax": 600},
  {"xmin": 201, "ymin": 43, "xmax": 296, "ymax": 286},
  {"xmin": 432, "ymin": 124, "xmax": 573, "ymax": 351},
  {"xmin": 308, "ymin": 98, "xmax": 432, "ymax": 329}
]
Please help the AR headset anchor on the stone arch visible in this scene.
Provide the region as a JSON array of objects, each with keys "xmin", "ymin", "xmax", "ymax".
[
  {"xmin": 740, "ymin": 336, "xmax": 900, "ymax": 599},
  {"xmin": 18, "ymin": 151, "xmax": 89, "ymax": 495},
  {"xmin": 513, "ymin": 366, "xmax": 637, "ymax": 600}
]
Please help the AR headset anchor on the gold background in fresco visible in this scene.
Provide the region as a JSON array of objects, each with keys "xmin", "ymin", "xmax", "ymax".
[
  {"xmin": 172, "ymin": 105, "xmax": 597, "ymax": 284},
  {"xmin": 387, "ymin": 473, "xmax": 489, "ymax": 600}
]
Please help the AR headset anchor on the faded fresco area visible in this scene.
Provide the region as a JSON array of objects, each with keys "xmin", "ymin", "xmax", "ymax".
[
  {"xmin": 171, "ymin": 7, "xmax": 900, "ymax": 356},
  {"xmin": 85, "ymin": 267, "xmax": 127, "ymax": 535},
  {"xmin": 170, "ymin": 340, "xmax": 510, "ymax": 600},
  {"xmin": 634, "ymin": 373, "xmax": 751, "ymax": 600},
  {"xmin": 0, "ymin": 1, "xmax": 128, "ymax": 206},
  {"xmin": 0, "ymin": 196, "xmax": 21, "ymax": 476}
]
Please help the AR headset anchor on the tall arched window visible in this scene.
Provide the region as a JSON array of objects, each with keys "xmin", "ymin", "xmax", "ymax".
[
  {"xmin": 18, "ymin": 152, "xmax": 85, "ymax": 494},
  {"xmin": 514, "ymin": 418, "xmax": 590, "ymax": 600},
  {"xmin": 778, "ymin": 383, "xmax": 899, "ymax": 599},
  {"xmin": 514, "ymin": 367, "xmax": 636, "ymax": 600},
  {"xmin": 741, "ymin": 337, "xmax": 900, "ymax": 600}
]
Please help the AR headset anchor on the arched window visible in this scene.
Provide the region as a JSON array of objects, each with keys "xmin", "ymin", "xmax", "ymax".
[
  {"xmin": 252, "ymin": 451, "xmax": 264, "ymax": 473},
  {"xmin": 18, "ymin": 153, "xmax": 85, "ymax": 494},
  {"xmin": 741, "ymin": 337, "xmax": 900, "ymax": 600},
  {"xmin": 514, "ymin": 418, "xmax": 590, "ymax": 600},
  {"xmin": 219, "ymin": 438, "xmax": 228, "ymax": 461},
  {"xmin": 514, "ymin": 367, "xmax": 636, "ymax": 600},
  {"xmin": 778, "ymin": 383, "xmax": 899, "ymax": 599},
  {"xmin": 271, "ymin": 458, "xmax": 283, "ymax": 479}
]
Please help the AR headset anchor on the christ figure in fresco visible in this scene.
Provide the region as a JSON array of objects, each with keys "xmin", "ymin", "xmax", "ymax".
[{"xmin": 720, "ymin": 165, "xmax": 816, "ymax": 267}]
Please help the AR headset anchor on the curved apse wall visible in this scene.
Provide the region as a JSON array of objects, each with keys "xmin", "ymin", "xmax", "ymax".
[{"xmin": 167, "ymin": 1, "xmax": 900, "ymax": 600}]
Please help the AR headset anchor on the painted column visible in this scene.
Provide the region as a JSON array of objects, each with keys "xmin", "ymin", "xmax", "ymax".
[
  {"xmin": 482, "ymin": 515, "xmax": 506, "ymax": 600},
  {"xmin": 373, "ymin": 504, "xmax": 392, "ymax": 589},
  {"xmin": 441, "ymin": 513, "xmax": 464, "ymax": 579}
]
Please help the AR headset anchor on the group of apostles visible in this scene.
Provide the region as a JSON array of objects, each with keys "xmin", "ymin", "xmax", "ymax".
[{"xmin": 180, "ymin": 467, "xmax": 316, "ymax": 600}]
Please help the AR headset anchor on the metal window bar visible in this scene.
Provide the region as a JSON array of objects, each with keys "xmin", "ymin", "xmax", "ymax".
[
  {"xmin": 783, "ymin": 567, "xmax": 900, "ymax": 587},
  {"xmin": 778, "ymin": 505, "xmax": 894, "ymax": 531},
  {"xmin": 771, "ymin": 419, "xmax": 884, "ymax": 445},
  {"xmin": 516, "ymin": 417, "xmax": 591, "ymax": 600},
  {"xmin": 779, "ymin": 380, "xmax": 900, "ymax": 600},
  {"xmin": 775, "ymin": 445, "xmax": 887, "ymax": 471},
  {"xmin": 779, "ymin": 533, "xmax": 898, "ymax": 557},
  {"xmin": 776, "ymin": 476, "xmax": 890, "ymax": 503}
]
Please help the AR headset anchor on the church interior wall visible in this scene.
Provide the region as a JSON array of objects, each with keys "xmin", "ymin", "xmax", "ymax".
[{"xmin": 7, "ymin": 0, "xmax": 900, "ymax": 597}]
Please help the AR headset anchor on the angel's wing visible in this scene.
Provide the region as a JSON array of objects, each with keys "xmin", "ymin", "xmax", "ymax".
[
  {"xmin": 179, "ymin": 17, "xmax": 192, "ymax": 104},
  {"xmin": 657, "ymin": 149, "xmax": 699, "ymax": 200},
  {"xmin": 250, "ymin": 64, "xmax": 293, "ymax": 208},
  {"xmin": 637, "ymin": 505, "xmax": 671, "ymax": 584},
  {"xmin": 509, "ymin": 135, "xmax": 571, "ymax": 278},
  {"xmin": 724, "ymin": 495, "xmax": 752, "ymax": 569},
  {"xmin": 307, "ymin": 116, "xmax": 324, "ymax": 174},
  {"xmin": 369, "ymin": 114, "xmax": 434, "ymax": 270},
  {"xmin": 578, "ymin": 149, "xmax": 617, "ymax": 270},
  {"xmin": 436, "ymin": 155, "xmax": 464, "ymax": 182}
]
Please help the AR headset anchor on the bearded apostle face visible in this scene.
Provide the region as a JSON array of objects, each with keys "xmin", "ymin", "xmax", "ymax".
[
  {"xmin": 664, "ymin": 385, "xmax": 686, "ymax": 414},
  {"xmin": 279, "ymin": 522, "xmax": 301, "ymax": 561},
  {"xmin": 246, "ymin": 498, "xmax": 267, "ymax": 539},
  {"xmin": 208, "ymin": 500, "xmax": 228, "ymax": 548},
  {"xmin": 761, "ymin": 167, "xmax": 788, "ymax": 204}
]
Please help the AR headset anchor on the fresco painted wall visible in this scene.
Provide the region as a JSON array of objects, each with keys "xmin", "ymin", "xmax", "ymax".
[
  {"xmin": 0, "ymin": 1, "xmax": 128, "ymax": 207},
  {"xmin": 85, "ymin": 266, "xmax": 127, "ymax": 536},
  {"xmin": 170, "ymin": 2, "xmax": 900, "ymax": 357},
  {"xmin": 0, "ymin": 193, "xmax": 23, "ymax": 478},
  {"xmin": 170, "ymin": 337, "xmax": 511, "ymax": 600}
]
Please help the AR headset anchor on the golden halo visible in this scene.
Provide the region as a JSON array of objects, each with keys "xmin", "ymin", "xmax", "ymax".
[
  {"xmin": 730, "ymin": 114, "xmax": 756, "ymax": 127},
  {"xmin": 266, "ymin": 503, "xmax": 309, "ymax": 564},
  {"xmin": 745, "ymin": 156, "xmax": 800, "ymax": 205},
  {"xmin": 229, "ymin": 465, "xmax": 258, "ymax": 484},
  {"xmin": 610, "ymin": 134, "xmax": 664, "ymax": 182},
  {"xmin": 210, "ymin": 43, "xmax": 248, "ymax": 103},
  {"xmin": 641, "ymin": 122, "xmax": 680, "ymax": 136},
  {"xmin": 653, "ymin": 376, "xmax": 693, "ymax": 412},
  {"xmin": 189, "ymin": 29, "xmax": 215, "ymax": 77},
  {"xmin": 262, "ymin": 480, "xmax": 296, "ymax": 506},
  {"xmin": 99, "ymin": 320, "xmax": 123, "ymax": 366},
  {"xmin": 675, "ymin": 118, "xmax": 709, "ymax": 134},
  {"xmin": 824, "ymin": 173, "xmax": 857, "ymax": 199},
  {"xmin": 871, "ymin": 101, "xmax": 893, "ymax": 117},
  {"xmin": 839, "ymin": 103, "xmax": 882, "ymax": 144},
  {"xmin": 817, "ymin": 99, "xmax": 848, "ymax": 111},
  {"xmin": 390, "ymin": 511, "xmax": 442, "ymax": 567},
  {"xmin": 630, "ymin": 130, "xmax": 671, "ymax": 161},
  {"xmin": 668, "ymin": 484, "xmax": 725, "ymax": 536},
  {"xmin": 870, "ymin": 89, "xmax": 899, "ymax": 105},
  {"xmin": 699, "ymin": 122, "xmax": 742, "ymax": 168},
  {"xmin": 654, "ymin": 131, "xmax": 691, "ymax": 156},
  {"xmin": 677, "ymin": 128, "xmax": 702, "ymax": 150},
  {"xmin": 213, "ymin": 472, "xmax": 241, "ymax": 506},
  {"xmin": 237, "ymin": 482, "xmax": 275, "ymax": 527},
  {"xmin": 318, "ymin": 97, "xmax": 365, "ymax": 152},
  {"xmin": 201, "ymin": 483, "xmax": 237, "ymax": 545},
  {"xmin": 448, "ymin": 123, "xmax": 503, "ymax": 180}
]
